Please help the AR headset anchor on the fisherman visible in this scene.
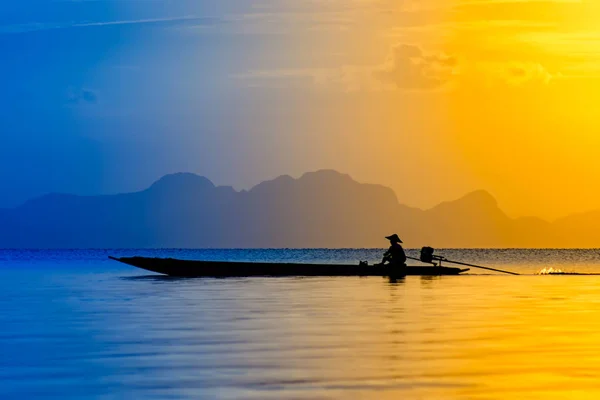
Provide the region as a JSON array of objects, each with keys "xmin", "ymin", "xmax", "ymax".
[{"xmin": 380, "ymin": 234, "xmax": 407, "ymax": 274}]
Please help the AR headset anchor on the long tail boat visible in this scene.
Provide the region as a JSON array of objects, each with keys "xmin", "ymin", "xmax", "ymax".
[{"xmin": 109, "ymin": 256, "xmax": 470, "ymax": 277}]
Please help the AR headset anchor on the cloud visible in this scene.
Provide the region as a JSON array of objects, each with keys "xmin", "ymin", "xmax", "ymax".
[
  {"xmin": 375, "ymin": 44, "xmax": 459, "ymax": 89},
  {"xmin": 500, "ymin": 62, "xmax": 556, "ymax": 85},
  {"xmin": 369, "ymin": 43, "xmax": 559, "ymax": 91},
  {"xmin": 67, "ymin": 87, "xmax": 98, "ymax": 105},
  {"xmin": 235, "ymin": 48, "xmax": 556, "ymax": 93},
  {"xmin": 213, "ymin": 0, "xmax": 568, "ymax": 92},
  {"xmin": 0, "ymin": 16, "xmax": 222, "ymax": 34},
  {"xmin": 233, "ymin": 64, "xmax": 398, "ymax": 93}
]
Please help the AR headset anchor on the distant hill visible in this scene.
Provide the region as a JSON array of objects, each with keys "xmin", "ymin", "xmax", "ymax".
[{"xmin": 0, "ymin": 170, "xmax": 596, "ymax": 248}]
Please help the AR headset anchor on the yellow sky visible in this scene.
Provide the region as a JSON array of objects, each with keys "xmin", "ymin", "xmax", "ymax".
[{"xmin": 237, "ymin": 0, "xmax": 600, "ymax": 220}]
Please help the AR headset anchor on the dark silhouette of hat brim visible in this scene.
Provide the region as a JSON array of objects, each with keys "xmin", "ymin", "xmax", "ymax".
[{"xmin": 385, "ymin": 234, "xmax": 403, "ymax": 243}]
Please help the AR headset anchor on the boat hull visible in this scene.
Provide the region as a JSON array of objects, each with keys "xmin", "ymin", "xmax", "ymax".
[{"xmin": 110, "ymin": 256, "xmax": 469, "ymax": 277}]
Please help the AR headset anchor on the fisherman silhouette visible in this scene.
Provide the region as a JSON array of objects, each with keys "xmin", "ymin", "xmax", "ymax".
[{"xmin": 380, "ymin": 234, "xmax": 407, "ymax": 275}]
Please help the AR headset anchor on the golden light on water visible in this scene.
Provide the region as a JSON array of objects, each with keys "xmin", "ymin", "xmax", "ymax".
[{"xmin": 249, "ymin": 274, "xmax": 600, "ymax": 399}]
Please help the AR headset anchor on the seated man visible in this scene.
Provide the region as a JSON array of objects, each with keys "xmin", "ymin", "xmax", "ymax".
[{"xmin": 381, "ymin": 234, "xmax": 407, "ymax": 273}]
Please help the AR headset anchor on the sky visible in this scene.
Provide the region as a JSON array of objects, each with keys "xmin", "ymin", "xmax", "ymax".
[{"xmin": 2, "ymin": 0, "xmax": 600, "ymax": 220}]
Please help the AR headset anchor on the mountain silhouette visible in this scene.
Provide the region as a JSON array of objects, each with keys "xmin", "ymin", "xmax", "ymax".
[{"xmin": 0, "ymin": 170, "xmax": 594, "ymax": 248}]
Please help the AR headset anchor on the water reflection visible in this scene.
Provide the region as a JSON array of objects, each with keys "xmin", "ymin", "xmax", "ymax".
[
  {"xmin": 419, "ymin": 275, "xmax": 442, "ymax": 287},
  {"xmin": 388, "ymin": 276, "xmax": 406, "ymax": 285},
  {"xmin": 3, "ymin": 250, "xmax": 600, "ymax": 399}
]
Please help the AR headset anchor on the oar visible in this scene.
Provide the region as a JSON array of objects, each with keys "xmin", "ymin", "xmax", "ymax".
[{"xmin": 407, "ymin": 256, "xmax": 520, "ymax": 276}]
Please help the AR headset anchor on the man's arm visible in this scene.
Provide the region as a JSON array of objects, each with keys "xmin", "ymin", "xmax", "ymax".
[{"xmin": 381, "ymin": 248, "xmax": 391, "ymax": 264}]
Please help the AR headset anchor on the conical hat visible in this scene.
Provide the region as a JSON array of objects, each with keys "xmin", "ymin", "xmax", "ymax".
[{"xmin": 385, "ymin": 234, "xmax": 402, "ymax": 243}]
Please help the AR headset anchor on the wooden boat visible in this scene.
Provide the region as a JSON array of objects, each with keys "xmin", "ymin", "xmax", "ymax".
[{"xmin": 109, "ymin": 256, "xmax": 469, "ymax": 277}]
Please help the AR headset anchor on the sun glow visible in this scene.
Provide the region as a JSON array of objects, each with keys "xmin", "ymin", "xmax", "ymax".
[{"xmin": 417, "ymin": 0, "xmax": 600, "ymax": 218}]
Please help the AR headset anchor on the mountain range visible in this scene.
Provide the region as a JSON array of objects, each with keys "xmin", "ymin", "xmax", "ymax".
[{"xmin": 0, "ymin": 170, "xmax": 597, "ymax": 248}]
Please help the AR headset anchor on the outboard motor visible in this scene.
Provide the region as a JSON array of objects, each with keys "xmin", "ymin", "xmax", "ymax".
[{"xmin": 420, "ymin": 247, "xmax": 436, "ymax": 264}]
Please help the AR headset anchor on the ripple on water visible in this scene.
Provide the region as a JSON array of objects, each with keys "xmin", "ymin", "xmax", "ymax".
[{"xmin": 2, "ymin": 249, "xmax": 600, "ymax": 399}]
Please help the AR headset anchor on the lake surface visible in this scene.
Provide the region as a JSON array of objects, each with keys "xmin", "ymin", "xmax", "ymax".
[{"xmin": 2, "ymin": 249, "xmax": 600, "ymax": 399}]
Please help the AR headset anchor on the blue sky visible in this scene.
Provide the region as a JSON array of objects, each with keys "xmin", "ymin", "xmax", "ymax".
[
  {"xmin": 1, "ymin": 0, "xmax": 406, "ymax": 209},
  {"xmin": 1, "ymin": 0, "xmax": 308, "ymax": 207}
]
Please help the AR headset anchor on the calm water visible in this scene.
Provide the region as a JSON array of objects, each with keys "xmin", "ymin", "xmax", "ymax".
[{"xmin": 2, "ymin": 249, "xmax": 600, "ymax": 399}]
